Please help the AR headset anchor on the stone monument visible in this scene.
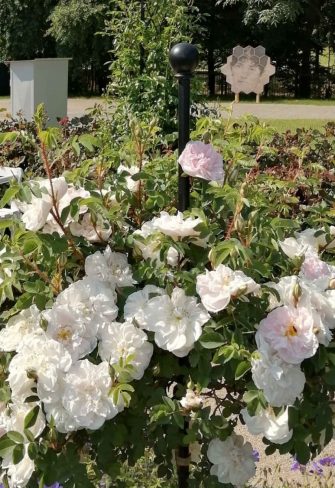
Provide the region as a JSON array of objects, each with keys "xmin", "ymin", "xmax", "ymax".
[{"xmin": 221, "ymin": 45, "xmax": 276, "ymax": 103}]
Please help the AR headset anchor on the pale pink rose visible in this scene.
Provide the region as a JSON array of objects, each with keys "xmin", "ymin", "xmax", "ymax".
[
  {"xmin": 257, "ymin": 306, "xmax": 318, "ymax": 364},
  {"xmin": 178, "ymin": 141, "xmax": 224, "ymax": 181},
  {"xmin": 300, "ymin": 253, "xmax": 333, "ymax": 282}
]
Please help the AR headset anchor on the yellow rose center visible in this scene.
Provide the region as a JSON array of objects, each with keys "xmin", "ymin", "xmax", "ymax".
[
  {"xmin": 57, "ymin": 327, "xmax": 72, "ymax": 342},
  {"xmin": 285, "ymin": 322, "xmax": 298, "ymax": 337}
]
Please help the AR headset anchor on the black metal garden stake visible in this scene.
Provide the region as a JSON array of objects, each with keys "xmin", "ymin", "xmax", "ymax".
[
  {"xmin": 169, "ymin": 42, "xmax": 199, "ymax": 488},
  {"xmin": 169, "ymin": 43, "xmax": 199, "ymax": 212}
]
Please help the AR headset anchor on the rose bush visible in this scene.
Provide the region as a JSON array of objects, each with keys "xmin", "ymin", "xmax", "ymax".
[{"xmin": 0, "ymin": 113, "xmax": 334, "ymax": 487}]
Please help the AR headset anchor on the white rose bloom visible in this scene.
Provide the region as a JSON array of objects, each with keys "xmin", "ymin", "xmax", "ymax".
[
  {"xmin": 133, "ymin": 221, "xmax": 160, "ymax": 261},
  {"xmin": 266, "ymin": 275, "xmax": 335, "ymax": 332},
  {"xmin": 152, "ymin": 211, "xmax": 202, "ymax": 240},
  {"xmin": 70, "ymin": 213, "xmax": 112, "ymax": 242},
  {"xmin": 44, "ymin": 304, "xmax": 98, "ymax": 361},
  {"xmin": 41, "ymin": 376, "xmax": 80, "ymax": 433},
  {"xmin": 266, "ymin": 275, "xmax": 301, "ymax": 310},
  {"xmin": 117, "ymin": 164, "xmax": 142, "ymax": 193},
  {"xmin": 8, "ymin": 332, "xmax": 72, "ymax": 403},
  {"xmin": 2, "ymin": 446, "xmax": 35, "ymax": 488},
  {"xmin": 21, "ymin": 198, "xmax": 52, "ymax": 232},
  {"xmin": 242, "ymin": 407, "xmax": 292, "ymax": 445},
  {"xmin": 55, "ymin": 277, "xmax": 118, "ymax": 337},
  {"xmin": 98, "ymin": 321, "xmax": 153, "ymax": 380},
  {"xmin": 0, "ymin": 305, "xmax": 41, "ymax": 352},
  {"xmin": 207, "ymin": 434, "xmax": 256, "ymax": 487},
  {"xmin": 85, "ymin": 247, "xmax": 135, "ymax": 288},
  {"xmin": 0, "ymin": 402, "xmax": 8, "ymax": 438},
  {"xmin": 133, "ymin": 222, "xmax": 181, "ymax": 266},
  {"xmin": 62, "ymin": 360, "xmax": 119, "ymax": 430},
  {"xmin": 323, "ymin": 290, "xmax": 335, "ymax": 329},
  {"xmin": 21, "ymin": 177, "xmax": 68, "ymax": 232},
  {"xmin": 279, "ymin": 227, "xmax": 333, "ymax": 259},
  {"xmin": 42, "ymin": 185, "xmax": 90, "ymax": 235},
  {"xmin": 252, "ymin": 338, "xmax": 305, "ymax": 407},
  {"xmin": 1, "ymin": 403, "xmax": 45, "ymax": 487},
  {"xmin": 6, "ymin": 402, "xmax": 45, "ymax": 440},
  {"xmin": 180, "ymin": 389, "xmax": 203, "ymax": 411},
  {"xmin": 312, "ymin": 310, "xmax": 332, "ymax": 346},
  {"xmin": 140, "ymin": 287, "xmax": 210, "ymax": 357},
  {"xmin": 44, "ymin": 400, "xmax": 80, "ymax": 434},
  {"xmin": 196, "ymin": 265, "xmax": 260, "ymax": 313},
  {"xmin": 124, "ymin": 285, "xmax": 167, "ymax": 326}
]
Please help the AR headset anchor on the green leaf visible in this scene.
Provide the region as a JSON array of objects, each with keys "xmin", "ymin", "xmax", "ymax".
[
  {"xmin": 0, "ymin": 219, "xmax": 14, "ymax": 229},
  {"xmin": 295, "ymin": 441, "xmax": 310, "ymax": 465},
  {"xmin": 24, "ymin": 429, "xmax": 35, "ymax": 443},
  {"xmin": 0, "ymin": 436, "xmax": 16, "ymax": 457},
  {"xmin": 162, "ymin": 397, "xmax": 176, "ymax": 412},
  {"xmin": 324, "ymin": 368, "xmax": 335, "ymax": 385},
  {"xmin": 0, "ymin": 185, "xmax": 20, "ymax": 207},
  {"xmin": 243, "ymin": 390, "xmax": 260, "ymax": 403},
  {"xmin": 24, "ymin": 405, "xmax": 40, "ymax": 430},
  {"xmin": 7, "ymin": 431, "xmax": 25, "ymax": 444},
  {"xmin": 0, "ymin": 132, "xmax": 19, "ymax": 144},
  {"xmin": 22, "ymin": 237, "xmax": 40, "ymax": 255},
  {"xmin": 12, "ymin": 444, "xmax": 24, "ymax": 465},
  {"xmin": 28, "ymin": 442, "xmax": 38, "ymax": 460},
  {"xmin": 173, "ymin": 412, "xmax": 185, "ymax": 429},
  {"xmin": 235, "ymin": 360, "xmax": 251, "ymax": 380},
  {"xmin": 78, "ymin": 134, "xmax": 101, "ymax": 152},
  {"xmin": 199, "ymin": 332, "xmax": 225, "ymax": 349}
]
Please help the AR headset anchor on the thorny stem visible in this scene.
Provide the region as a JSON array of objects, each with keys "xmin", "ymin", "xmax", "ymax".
[
  {"xmin": 40, "ymin": 141, "xmax": 84, "ymax": 263},
  {"xmin": 225, "ymin": 152, "xmax": 261, "ymax": 242},
  {"xmin": 18, "ymin": 249, "xmax": 59, "ymax": 295}
]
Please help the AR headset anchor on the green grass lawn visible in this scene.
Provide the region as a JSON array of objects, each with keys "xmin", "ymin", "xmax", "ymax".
[
  {"xmin": 260, "ymin": 119, "xmax": 333, "ymax": 132},
  {"xmin": 205, "ymin": 96, "xmax": 335, "ymax": 105}
]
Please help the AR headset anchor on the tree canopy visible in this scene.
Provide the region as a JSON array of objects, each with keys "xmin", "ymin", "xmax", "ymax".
[{"xmin": 0, "ymin": 0, "xmax": 334, "ymax": 97}]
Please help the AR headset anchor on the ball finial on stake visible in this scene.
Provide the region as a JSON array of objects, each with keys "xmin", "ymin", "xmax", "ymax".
[
  {"xmin": 169, "ymin": 42, "xmax": 199, "ymax": 76},
  {"xmin": 169, "ymin": 43, "xmax": 199, "ymax": 213}
]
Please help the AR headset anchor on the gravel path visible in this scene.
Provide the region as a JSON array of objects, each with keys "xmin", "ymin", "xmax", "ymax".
[
  {"xmin": 0, "ymin": 97, "xmax": 106, "ymax": 120},
  {"xmin": 237, "ymin": 422, "xmax": 335, "ymax": 487},
  {"xmin": 1, "ymin": 97, "xmax": 335, "ymax": 120}
]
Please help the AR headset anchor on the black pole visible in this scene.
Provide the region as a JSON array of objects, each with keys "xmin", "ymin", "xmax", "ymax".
[
  {"xmin": 169, "ymin": 43, "xmax": 199, "ymax": 212},
  {"xmin": 169, "ymin": 42, "xmax": 199, "ymax": 488}
]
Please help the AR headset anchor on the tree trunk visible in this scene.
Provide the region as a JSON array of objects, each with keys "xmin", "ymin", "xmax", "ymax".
[
  {"xmin": 208, "ymin": 45, "xmax": 216, "ymax": 97},
  {"xmin": 298, "ymin": 45, "xmax": 312, "ymax": 98}
]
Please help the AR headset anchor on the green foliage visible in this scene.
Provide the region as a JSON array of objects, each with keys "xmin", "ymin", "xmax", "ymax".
[
  {"xmin": 104, "ymin": 0, "xmax": 200, "ymax": 133},
  {"xmin": 0, "ymin": 110, "xmax": 335, "ymax": 486},
  {"xmin": 219, "ymin": 0, "xmax": 304, "ymax": 25},
  {"xmin": 47, "ymin": 0, "xmax": 113, "ymax": 93},
  {"xmin": 0, "ymin": 0, "xmax": 57, "ymax": 62}
]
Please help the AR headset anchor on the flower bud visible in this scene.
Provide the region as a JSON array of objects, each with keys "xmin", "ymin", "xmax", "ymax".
[
  {"xmin": 292, "ymin": 282, "xmax": 302, "ymax": 307},
  {"xmin": 329, "ymin": 278, "xmax": 335, "ymax": 290}
]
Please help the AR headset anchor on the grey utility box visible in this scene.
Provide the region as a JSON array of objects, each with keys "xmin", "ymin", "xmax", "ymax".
[{"xmin": 9, "ymin": 58, "xmax": 70, "ymax": 126}]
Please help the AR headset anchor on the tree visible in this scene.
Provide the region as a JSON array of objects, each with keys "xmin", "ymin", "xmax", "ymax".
[
  {"xmin": 218, "ymin": 0, "xmax": 306, "ymax": 26},
  {"xmin": 218, "ymin": 0, "xmax": 335, "ymax": 98},
  {"xmin": 47, "ymin": 0, "xmax": 113, "ymax": 94},
  {"xmin": 0, "ymin": 0, "xmax": 57, "ymax": 62},
  {"xmin": 194, "ymin": 1, "xmax": 250, "ymax": 96}
]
